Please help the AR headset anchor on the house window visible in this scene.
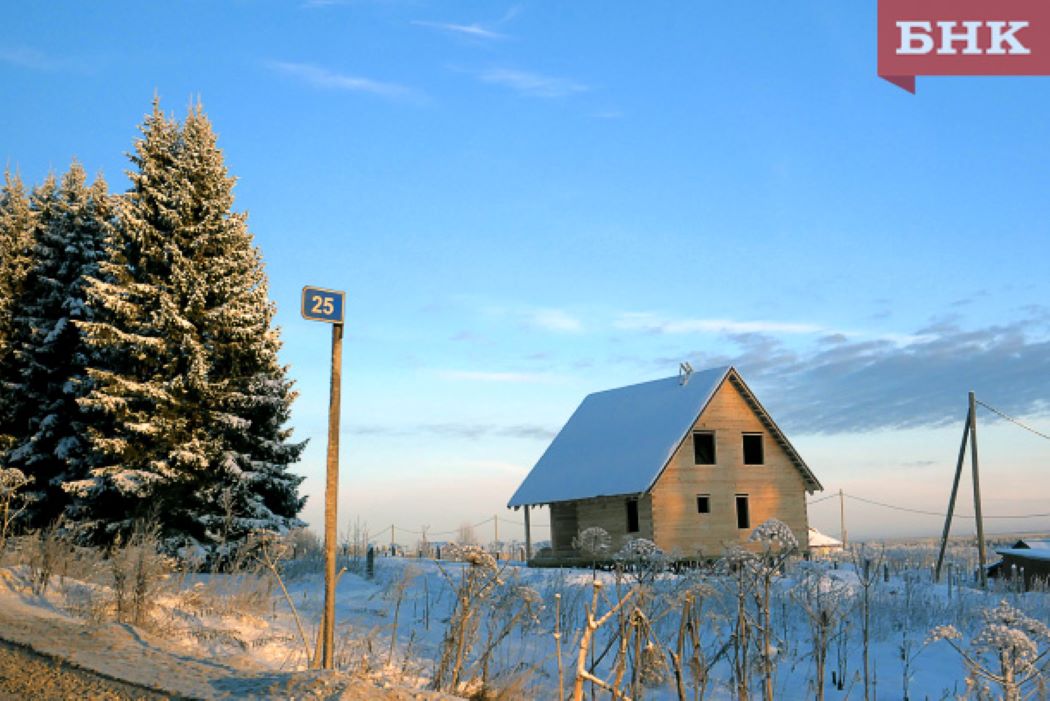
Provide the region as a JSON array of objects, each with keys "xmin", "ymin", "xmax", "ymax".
[
  {"xmin": 743, "ymin": 433, "xmax": 764, "ymax": 465},
  {"xmin": 626, "ymin": 499, "xmax": 639, "ymax": 533},
  {"xmin": 735, "ymin": 494, "xmax": 750, "ymax": 529},
  {"xmin": 696, "ymin": 495, "xmax": 710, "ymax": 514},
  {"xmin": 693, "ymin": 432, "xmax": 716, "ymax": 465}
]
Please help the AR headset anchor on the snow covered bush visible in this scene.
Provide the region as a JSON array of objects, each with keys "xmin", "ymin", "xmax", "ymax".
[
  {"xmin": 442, "ymin": 543, "xmax": 498, "ymax": 571},
  {"xmin": 929, "ymin": 599, "xmax": 1050, "ymax": 701},
  {"xmin": 748, "ymin": 519, "xmax": 799, "ymax": 701},
  {"xmin": 433, "ymin": 542, "xmax": 505, "ymax": 692},
  {"xmin": 0, "ymin": 467, "xmax": 31, "ymax": 554},
  {"xmin": 615, "ymin": 537, "xmax": 666, "ymax": 583},
  {"xmin": 574, "ymin": 526, "xmax": 612, "ymax": 577},
  {"xmin": 573, "ymin": 526, "xmax": 612, "ymax": 559},
  {"xmin": 791, "ymin": 566, "xmax": 854, "ymax": 701},
  {"xmin": 748, "ymin": 519, "xmax": 799, "ymax": 554},
  {"xmin": 108, "ymin": 524, "xmax": 173, "ymax": 626}
]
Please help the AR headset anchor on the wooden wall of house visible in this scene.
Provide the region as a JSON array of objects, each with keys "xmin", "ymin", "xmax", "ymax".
[
  {"xmin": 548, "ymin": 496, "xmax": 654, "ymax": 555},
  {"xmin": 649, "ymin": 378, "xmax": 810, "ymax": 557}
]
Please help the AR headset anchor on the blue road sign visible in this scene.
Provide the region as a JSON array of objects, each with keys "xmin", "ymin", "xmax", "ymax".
[{"xmin": 301, "ymin": 286, "xmax": 345, "ymax": 324}]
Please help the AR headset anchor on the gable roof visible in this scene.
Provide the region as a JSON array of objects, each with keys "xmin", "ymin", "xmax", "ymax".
[
  {"xmin": 507, "ymin": 365, "xmax": 821, "ymax": 508},
  {"xmin": 808, "ymin": 527, "xmax": 843, "ymax": 548}
]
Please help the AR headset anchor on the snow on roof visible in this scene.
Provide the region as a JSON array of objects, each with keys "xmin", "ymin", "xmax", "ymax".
[
  {"xmin": 507, "ymin": 366, "xmax": 729, "ymax": 507},
  {"xmin": 996, "ymin": 548, "xmax": 1050, "ymax": 562},
  {"xmin": 808, "ymin": 527, "xmax": 843, "ymax": 548}
]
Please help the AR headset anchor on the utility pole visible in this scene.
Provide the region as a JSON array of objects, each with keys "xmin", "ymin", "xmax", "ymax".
[
  {"xmin": 493, "ymin": 514, "xmax": 498, "ymax": 546},
  {"xmin": 300, "ymin": 286, "xmax": 345, "ymax": 671},
  {"xmin": 935, "ymin": 405, "xmax": 971, "ymax": 582},
  {"xmin": 322, "ymin": 321, "xmax": 343, "ymax": 668},
  {"xmin": 839, "ymin": 488, "xmax": 847, "ymax": 548},
  {"xmin": 969, "ymin": 391, "xmax": 988, "ymax": 588}
]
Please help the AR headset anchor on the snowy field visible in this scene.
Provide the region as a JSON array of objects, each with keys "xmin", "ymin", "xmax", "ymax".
[{"xmin": 1, "ymin": 531, "xmax": 1049, "ymax": 700}]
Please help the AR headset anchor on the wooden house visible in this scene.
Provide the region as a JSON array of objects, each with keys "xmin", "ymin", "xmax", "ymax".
[
  {"xmin": 507, "ymin": 366, "xmax": 822, "ymax": 564},
  {"xmin": 990, "ymin": 539, "xmax": 1050, "ymax": 590}
]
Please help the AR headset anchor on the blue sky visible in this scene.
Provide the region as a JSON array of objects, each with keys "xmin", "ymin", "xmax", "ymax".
[{"xmin": 3, "ymin": 1, "xmax": 1050, "ymax": 542}]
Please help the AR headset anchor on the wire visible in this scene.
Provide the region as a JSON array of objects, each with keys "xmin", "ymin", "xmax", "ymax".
[
  {"xmin": 976, "ymin": 400, "xmax": 1050, "ymax": 442},
  {"xmin": 844, "ymin": 492, "xmax": 1050, "ymax": 520},
  {"xmin": 806, "ymin": 493, "xmax": 838, "ymax": 506}
]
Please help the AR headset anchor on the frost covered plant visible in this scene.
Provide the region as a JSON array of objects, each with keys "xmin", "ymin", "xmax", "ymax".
[
  {"xmin": 615, "ymin": 537, "xmax": 666, "ymax": 583},
  {"xmin": 717, "ymin": 545, "xmax": 759, "ymax": 701},
  {"xmin": 433, "ymin": 544, "xmax": 506, "ymax": 692},
  {"xmin": 0, "ymin": 467, "xmax": 32, "ymax": 554},
  {"xmin": 245, "ymin": 530, "xmax": 316, "ymax": 667},
  {"xmin": 475, "ymin": 583, "xmax": 543, "ymax": 688},
  {"xmin": 574, "ymin": 526, "xmax": 611, "ymax": 560},
  {"xmin": 443, "ymin": 543, "xmax": 499, "ymax": 571},
  {"xmin": 791, "ymin": 567, "xmax": 853, "ymax": 701},
  {"xmin": 928, "ymin": 599, "xmax": 1050, "ymax": 701},
  {"xmin": 571, "ymin": 579, "xmax": 639, "ymax": 701},
  {"xmin": 749, "ymin": 519, "xmax": 799, "ymax": 701},
  {"xmin": 663, "ymin": 582, "xmax": 720, "ymax": 701},
  {"xmin": 851, "ymin": 545, "xmax": 884, "ymax": 701},
  {"xmin": 108, "ymin": 524, "xmax": 172, "ymax": 626},
  {"xmin": 748, "ymin": 519, "xmax": 799, "ymax": 553}
]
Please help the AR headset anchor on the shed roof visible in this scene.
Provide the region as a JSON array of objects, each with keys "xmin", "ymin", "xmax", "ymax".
[
  {"xmin": 996, "ymin": 548, "xmax": 1050, "ymax": 562},
  {"xmin": 808, "ymin": 528, "xmax": 843, "ymax": 548},
  {"xmin": 507, "ymin": 366, "xmax": 821, "ymax": 508}
]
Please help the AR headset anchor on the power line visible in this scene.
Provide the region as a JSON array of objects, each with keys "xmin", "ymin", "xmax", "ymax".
[
  {"xmin": 808, "ymin": 491, "xmax": 1050, "ymax": 520},
  {"xmin": 976, "ymin": 400, "xmax": 1050, "ymax": 442}
]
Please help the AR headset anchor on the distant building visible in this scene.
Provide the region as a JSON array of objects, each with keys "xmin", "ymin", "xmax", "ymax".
[
  {"xmin": 990, "ymin": 538, "xmax": 1050, "ymax": 589},
  {"xmin": 508, "ymin": 366, "xmax": 823, "ymax": 565},
  {"xmin": 807, "ymin": 527, "xmax": 843, "ymax": 556}
]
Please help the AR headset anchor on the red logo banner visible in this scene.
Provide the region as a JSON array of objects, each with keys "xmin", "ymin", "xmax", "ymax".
[{"xmin": 878, "ymin": 0, "xmax": 1050, "ymax": 93}]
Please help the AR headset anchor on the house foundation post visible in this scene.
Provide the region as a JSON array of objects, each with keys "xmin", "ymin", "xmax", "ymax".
[{"xmin": 524, "ymin": 506, "xmax": 532, "ymax": 565}]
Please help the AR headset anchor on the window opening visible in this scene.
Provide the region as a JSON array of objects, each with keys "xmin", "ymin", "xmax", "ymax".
[
  {"xmin": 743, "ymin": 433, "xmax": 764, "ymax": 465},
  {"xmin": 693, "ymin": 432, "xmax": 716, "ymax": 465},
  {"xmin": 626, "ymin": 499, "xmax": 639, "ymax": 533},
  {"xmin": 736, "ymin": 494, "xmax": 750, "ymax": 529}
]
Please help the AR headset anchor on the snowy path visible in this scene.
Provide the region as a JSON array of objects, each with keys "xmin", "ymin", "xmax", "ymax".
[{"xmin": 0, "ymin": 571, "xmax": 457, "ymax": 700}]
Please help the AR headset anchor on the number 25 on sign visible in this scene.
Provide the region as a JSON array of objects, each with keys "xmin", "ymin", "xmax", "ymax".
[{"xmin": 301, "ymin": 286, "xmax": 345, "ymax": 324}]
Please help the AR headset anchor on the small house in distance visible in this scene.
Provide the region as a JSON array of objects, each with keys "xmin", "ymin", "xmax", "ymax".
[
  {"xmin": 507, "ymin": 366, "xmax": 822, "ymax": 565},
  {"xmin": 807, "ymin": 527, "xmax": 844, "ymax": 557},
  {"xmin": 990, "ymin": 539, "xmax": 1050, "ymax": 589}
]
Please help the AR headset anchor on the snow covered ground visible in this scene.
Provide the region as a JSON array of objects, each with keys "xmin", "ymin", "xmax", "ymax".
[{"xmin": 2, "ymin": 539, "xmax": 1049, "ymax": 700}]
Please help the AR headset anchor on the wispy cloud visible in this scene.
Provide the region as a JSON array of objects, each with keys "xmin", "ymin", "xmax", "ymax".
[
  {"xmin": 477, "ymin": 68, "xmax": 588, "ymax": 98},
  {"xmin": 651, "ymin": 314, "xmax": 1050, "ymax": 434},
  {"xmin": 266, "ymin": 61, "xmax": 419, "ymax": 100},
  {"xmin": 352, "ymin": 422, "xmax": 555, "ymax": 441},
  {"xmin": 412, "ymin": 20, "xmax": 506, "ymax": 40},
  {"xmin": 0, "ymin": 46, "xmax": 88, "ymax": 73},
  {"xmin": 614, "ymin": 312, "xmax": 934, "ymax": 345},
  {"xmin": 436, "ymin": 369, "xmax": 562, "ymax": 384},
  {"xmin": 527, "ymin": 308, "xmax": 584, "ymax": 333},
  {"xmin": 615, "ymin": 312, "xmax": 823, "ymax": 336}
]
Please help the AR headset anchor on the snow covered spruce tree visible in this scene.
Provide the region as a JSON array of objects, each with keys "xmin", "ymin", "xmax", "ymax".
[
  {"xmin": 0, "ymin": 163, "xmax": 111, "ymax": 527},
  {"xmin": 0, "ymin": 171, "xmax": 37, "ymax": 454},
  {"xmin": 69, "ymin": 102, "xmax": 305, "ymax": 558}
]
